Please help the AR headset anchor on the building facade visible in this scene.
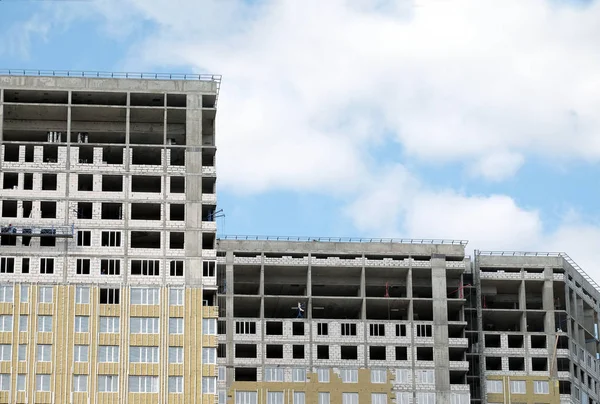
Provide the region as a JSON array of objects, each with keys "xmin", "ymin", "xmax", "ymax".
[
  {"xmin": 0, "ymin": 72, "xmax": 220, "ymax": 403},
  {"xmin": 215, "ymin": 238, "xmax": 472, "ymax": 404}
]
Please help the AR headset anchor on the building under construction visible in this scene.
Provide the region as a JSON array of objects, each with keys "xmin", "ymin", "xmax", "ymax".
[{"xmin": 216, "ymin": 238, "xmax": 600, "ymax": 404}]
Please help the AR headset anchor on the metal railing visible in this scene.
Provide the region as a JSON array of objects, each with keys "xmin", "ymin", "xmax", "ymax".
[
  {"xmin": 0, "ymin": 69, "xmax": 221, "ymax": 82},
  {"xmin": 218, "ymin": 235, "xmax": 468, "ymax": 245},
  {"xmin": 0, "ymin": 224, "xmax": 74, "ymax": 237},
  {"xmin": 478, "ymin": 250, "xmax": 600, "ymax": 296}
]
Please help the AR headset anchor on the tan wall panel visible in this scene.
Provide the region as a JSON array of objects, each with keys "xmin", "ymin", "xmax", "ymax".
[
  {"xmin": 73, "ymin": 392, "xmax": 89, "ymax": 404},
  {"xmin": 36, "ymin": 362, "xmax": 52, "ymax": 374},
  {"xmin": 169, "ymin": 334, "xmax": 184, "ymax": 347},
  {"xmin": 169, "ymin": 363, "xmax": 184, "ymax": 376},
  {"xmin": 130, "ymin": 304, "xmax": 161, "ymax": 317},
  {"xmin": 0, "ymin": 333, "xmax": 11, "ymax": 344},
  {"xmin": 38, "ymin": 303, "xmax": 53, "ymax": 315},
  {"xmin": 169, "ymin": 306, "xmax": 184, "ymax": 318},
  {"xmin": 37, "ymin": 332, "xmax": 53, "ymax": 344},
  {"xmin": 15, "ymin": 392, "xmax": 26, "ymax": 403},
  {"xmin": 18, "ymin": 303, "xmax": 29, "ymax": 313},
  {"xmin": 202, "ymin": 364, "xmax": 217, "ymax": 377},
  {"xmin": 202, "ymin": 393, "xmax": 216, "ymax": 402},
  {"xmin": 130, "ymin": 334, "xmax": 160, "ymax": 346},
  {"xmin": 74, "ymin": 332, "xmax": 90, "ymax": 345},
  {"xmin": 98, "ymin": 363, "xmax": 120, "ymax": 374},
  {"xmin": 128, "ymin": 393, "xmax": 160, "ymax": 404},
  {"xmin": 0, "ymin": 391, "xmax": 8, "ymax": 402},
  {"xmin": 75, "ymin": 304, "xmax": 90, "ymax": 316},
  {"xmin": 97, "ymin": 392, "xmax": 119, "ymax": 404},
  {"xmin": 129, "ymin": 363, "xmax": 160, "ymax": 376},
  {"xmin": 0, "ymin": 362, "xmax": 10, "ymax": 373},
  {"xmin": 17, "ymin": 362, "xmax": 27, "ymax": 373},
  {"xmin": 98, "ymin": 305, "xmax": 120, "ymax": 316},
  {"xmin": 98, "ymin": 333, "xmax": 120, "ymax": 345},
  {"xmin": 202, "ymin": 335, "xmax": 217, "ymax": 347},
  {"xmin": 202, "ymin": 306, "xmax": 218, "ymax": 318},
  {"xmin": 168, "ymin": 393, "xmax": 185, "ymax": 404},
  {"xmin": 0, "ymin": 303, "xmax": 12, "ymax": 315},
  {"xmin": 73, "ymin": 362, "xmax": 89, "ymax": 374},
  {"xmin": 35, "ymin": 391, "xmax": 52, "ymax": 403},
  {"xmin": 485, "ymin": 376, "xmax": 559, "ymax": 404},
  {"xmin": 18, "ymin": 332, "xmax": 28, "ymax": 344}
]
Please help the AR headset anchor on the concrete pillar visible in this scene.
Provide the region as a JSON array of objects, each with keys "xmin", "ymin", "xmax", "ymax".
[
  {"xmin": 307, "ymin": 255, "xmax": 313, "ymax": 369},
  {"xmin": 519, "ymin": 280, "xmax": 527, "ymax": 332},
  {"xmin": 225, "ymin": 251, "xmax": 235, "ymax": 386},
  {"xmin": 431, "ymin": 255, "xmax": 450, "ymax": 402}
]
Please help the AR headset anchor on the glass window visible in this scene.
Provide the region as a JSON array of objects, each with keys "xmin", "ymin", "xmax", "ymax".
[
  {"xmin": 98, "ymin": 346, "xmax": 120, "ymax": 363},
  {"xmin": 130, "ymin": 317, "xmax": 160, "ymax": 334},
  {"xmin": 37, "ymin": 344, "xmax": 51, "ymax": 362},
  {"xmin": 510, "ymin": 381, "xmax": 526, "ymax": 394},
  {"xmin": 19, "ymin": 315, "xmax": 28, "ymax": 332},
  {"xmin": 534, "ymin": 381, "xmax": 549, "ymax": 394},
  {"xmin": 74, "ymin": 345, "xmax": 89, "ymax": 362},
  {"xmin": 294, "ymin": 392, "xmax": 305, "ymax": 404},
  {"xmin": 129, "ymin": 376, "xmax": 159, "ymax": 393},
  {"xmin": 0, "ymin": 286, "xmax": 13, "ymax": 303},
  {"xmin": 36, "ymin": 375, "xmax": 51, "ymax": 392},
  {"xmin": 98, "ymin": 375, "xmax": 118, "ymax": 392},
  {"xmin": 18, "ymin": 345, "xmax": 26, "ymax": 361},
  {"xmin": 0, "ymin": 315, "xmax": 12, "ymax": 331},
  {"xmin": 38, "ymin": 286, "xmax": 53, "ymax": 303},
  {"xmin": 17, "ymin": 375, "xmax": 26, "ymax": 391},
  {"xmin": 236, "ymin": 391, "xmax": 258, "ymax": 404},
  {"xmin": 317, "ymin": 368, "xmax": 330, "ymax": 383},
  {"xmin": 396, "ymin": 393, "xmax": 410, "ymax": 404},
  {"xmin": 99, "ymin": 316, "xmax": 120, "ymax": 333},
  {"xmin": 75, "ymin": 287, "xmax": 90, "ymax": 304},
  {"xmin": 38, "ymin": 315, "xmax": 53, "ymax": 332},
  {"xmin": 202, "ymin": 348, "xmax": 216, "ymax": 364},
  {"xmin": 342, "ymin": 393, "xmax": 359, "ymax": 404},
  {"xmin": 264, "ymin": 367, "xmax": 284, "ymax": 382},
  {"xmin": 130, "ymin": 288, "xmax": 159, "ymax": 305},
  {"xmin": 169, "ymin": 318, "xmax": 184, "ymax": 334},
  {"xmin": 169, "ymin": 376, "xmax": 183, "ymax": 393},
  {"xmin": 218, "ymin": 366, "xmax": 226, "ymax": 381},
  {"xmin": 450, "ymin": 393, "xmax": 470, "ymax": 404},
  {"xmin": 20, "ymin": 285, "xmax": 29, "ymax": 302},
  {"xmin": 202, "ymin": 377, "xmax": 216, "ymax": 394},
  {"xmin": 75, "ymin": 316, "xmax": 89, "ymax": 333},
  {"xmin": 371, "ymin": 369, "xmax": 387, "ymax": 383},
  {"xmin": 267, "ymin": 391, "xmax": 284, "ymax": 404},
  {"xmin": 486, "ymin": 380, "xmax": 503, "ymax": 393},
  {"xmin": 396, "ymin": 369, "xmax": 410, "ymax": 383},
  {"xmin": 416, "ymin": 369, "xmax": 434, "ymax": 384},
  {"xmin": 169, "ymin": 347, "xmax": 184, "ymax": 364},
  {"xmin": 169, "ymin": 289, "xmax": 184, "ymax": 306},
  {"xmin": 129, "ymin": 346, "xmax": 159, "ymax": 363},
  {"xmin": 203, "ymin": 319, "xmax": 216, "ymax": 335},
  {"xmin": 73, "ymin": 375, "xmax": 88, "ymax": 392},
  {"xmin": 0, "ymin": 345, "xmax": 11, "ymax": 361},
  {"xmin": 341, "ymin": 369, "xmax": 358, "ymax": 383},
  {"xmin": 416, "ymin": 393, "xmax": 435, "ymax": 404},
  {"xmin": 372, "ymin": 393, "xmax": 387, "ymax": 404},
  {"xmin": 292, "ymin": 368, "xmax": 306, "ymax": 382},
  {"xmin": 319, "ymin": 392, "xmax": 330, "ymax": 404}
]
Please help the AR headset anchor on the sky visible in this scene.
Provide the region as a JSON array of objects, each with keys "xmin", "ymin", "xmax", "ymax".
[{"xmin": 2, "ymin": 0, "xmax": 600, "ymax": 279}]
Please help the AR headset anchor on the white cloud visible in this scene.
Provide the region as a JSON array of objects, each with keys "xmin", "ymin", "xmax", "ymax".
[{"xmin": 8, "ymin": 0, "xmax": 600, "ymax": 280}]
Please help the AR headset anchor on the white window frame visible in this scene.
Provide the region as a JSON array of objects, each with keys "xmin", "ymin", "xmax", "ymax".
[
  {"xmin": 202, "ymin": 347, "xmax": 216, "ymax": 364},
  {"xmin": 37, "ymin": 315, "xmax": 53, "ymax": 332},
  {"xmin": 341, "ymin": 369, "xmax": 358, "ymax": 383},
  {"xmin": 396, "ymin": 393, "xmax": 410, "ymax": 404},
  {"xmin": 294, "ymin": 391, "xmax": 305, "ymax": 404},
  {"xmin": 19, "ymin": 315, "xmax": 28, "ymax": 332},
  {"xmin": 169, "ymin": 346, "xmax": 184, "ymax": 364},
  {"xmin": 396, "ymin": 369, "xmax": 410, "ymax": 384},
  {"xmin": 203, "ymin": 318, "xmax": 216, "ymax": 335},
  {"xmin": 98, "ymin": 375, "xmax": 118, "ymax": 392},
  {"xmin": 36, "ymin": 374, "xmax": 51, "ymax": 392},
  {"xmin": 38, "ymin": 286, "xmax": 53, "ymax": 303},
  {"xmin": 264, "ymin": 367, "xmax": 284, "ymax": 382},
  {"xmin": 73, "ymin": 375, "xmax": 88, "ymax": 392},
  {"xmin": 169, "ymin": 376, "xmax": 184, "ymax": 393},
  {"xmin": 416, "ymin": 392, "xmax": 436, "ymax": 404},
  {"xmin": 486, "ymin": 379, "xmax": 503, "ymax": 393},
  {"xmin": 0, "ymin": 345, "xmax": 11, "ymax": 361},
  {"xmin": 510, "ymin": 380, "xmax": 526, "ymax": 394},
  {"xmin": 75, "ymin": 286, "xmax": 90, "ymax": 304},
  {"xmin": 319, "ymin": 392, "xmax": 330, "ymax": 404},
  {"xmin": 130, "ymin": 317, "xmax": 160, "ymax": 334},
  {"xmin": 0, "ymin": 285, "xmax": 13, "ymax": 302},
  {"xmin": 129, "ymin": 346, "xmax": 159, "ymax": 363},
  {"xmin": 371, "ymin": 369, "xmax": 387, "ymax": 383},
  {"xmin": 372, "ymin": 393, "xmax": 387, "ymax": 404},
  {"xmin": 534, "ymin": 380, "xmax": 549, "ymax": 394},
  {"xmin": 129, "ymin": 375, "xmax": 159, "ymax": 393},
  {"xmin": 236, "ymin": 391, "xmax": 258, "ymax": 404},
  {"xmin": 17, "ymin": 345, "xmax": 26, "ymax": 361},
  {"xmin": 416, "ymin": 369, "xmax": 434, "ymax": 384},
  {"xmin": 0, "ymin": 315, "xmax": 12, "ymax": 332},
  {"xmin": 99, "ymin": 316, "xmax": 120, "ymax": 333},
  {"xmin": 342, "ymin": 392, "xmax": 359, "ymax": 404},
  {"xmin": 74, "ymin": 316, "xmax": 89, "ymax": 333},
  {"xmin": 169, "ymin": 318, "xmax": 184, "ymax": 334},
  {"xmin": 20, "ymin": 285, "xmax": 28, "ymax": 302},
  {"xmin": 74, "ymin": 345, "xmax": 89, "ymax": 362},
  {"xmin": 37, "ymin": 344, "xmax": 51, "ymax": 362},
  {"xmin": 17, "ymin": 375, "xmax": 26, "ymax": 391},
  {"xmin": 218, "ymin": 366, "xmax": 226, "ymax": 381},
  {"xmin": 98, "ymin": 346, "xmax": 119, "ymax": 363},
  {"xmin": 202, "ymin": 377, "xmax": 216, "ymax": 394},
  {"xmin": 292, "ymin": 368, "xmax": 306, "ymax": 382},
  {"xmin": 267, "ymin": 391, "xmax": 284, "ymax": 404},
  {"xmin": 0, "ymin": 258, "xmax": 15, "ymax": 274},
  {"xmin": 169, "ymin": 289, "xmax": 184, "ymax": 306},
  {"xmin": 40, "ymin": 258, "xmax": 54, "ymax": 274},
  {"xmin": 317, "ymin": 368, "xmax": 330, "ymax": 383},
  {"xmin": 130, "ymin": 287, "xmax": 160, "ymax": 305}
]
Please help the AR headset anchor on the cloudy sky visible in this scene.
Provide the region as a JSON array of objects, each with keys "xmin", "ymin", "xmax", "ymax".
[{"xmin": 2, "ymin": 0, "xmax": 600, "ymax": 277}]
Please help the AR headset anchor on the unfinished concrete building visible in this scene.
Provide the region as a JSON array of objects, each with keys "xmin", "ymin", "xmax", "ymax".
[
  {"xmin": 0, "ymin": 71, "xmax": 220, "ymax": 403},
  {"xmin": 216, "ymin": 237, "xmax": 472, "ymax": 404},
  {"xmin": 469, "ymin": 251, "xmax": 600, "ymax": 404}
]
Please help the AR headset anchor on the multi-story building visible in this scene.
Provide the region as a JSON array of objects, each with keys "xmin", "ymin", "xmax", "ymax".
[
  {"xmin": 216, "ymin": 237, "xmax": 472, "ymax": 404},
  {"xmin": 0, "ymin": 71, "xmax": 220, "ymax": 403},
  {"xmin": 470, "ymin": 251, "xmax": 600, "ymax": 404}
]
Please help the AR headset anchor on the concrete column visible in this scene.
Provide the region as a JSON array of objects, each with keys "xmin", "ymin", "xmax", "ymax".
[
  {"xmin": 225, "ymin": 251, "xmax": 235, "ymax": 386},
  {"xmin": 431, "ymin": 255, "xmax": 450, "ymax": 402},
  {"xmin": 307, "ymin": 256, "xmax": 313, "ymax": 369},
  {"xmin": 519, "ymin": 280, "xmax": 527, "ymax": 332},
  {"xmin": 62, "ymin": 93, "xmax": 71, "ymax": 283},
  {"xmin": 361, "ymin": 256, "xmax": 367, "ymax": 366},
  {"xmin": 0, "ymin": 89, "xmax": 3, "ymax": 171}
]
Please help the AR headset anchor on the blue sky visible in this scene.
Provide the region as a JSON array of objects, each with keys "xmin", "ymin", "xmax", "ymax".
[{"xmin": 2, "ymin": 0, "xmax": 600, "ymax": 276}]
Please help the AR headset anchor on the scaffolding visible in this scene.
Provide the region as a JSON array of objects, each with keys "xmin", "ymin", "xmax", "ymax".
[{"xmin": 0, "ymin": 224, "xmax": 74, "ymax": 238}]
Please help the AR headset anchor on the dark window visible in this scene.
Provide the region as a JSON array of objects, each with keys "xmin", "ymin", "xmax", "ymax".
[
  {"xmin": 101, "ymin": 203, "xmax": 122, "ymax": 220},
  {"xmin": 170, "ymin": 177, "xmax": 185, "ymax": 193},
  {"xmin": 317, "ymin": 323, "xmax": 328, "ymax": 336},
  {"xmin": 101, "ymin": 231, "xmax": 121, "ymax": 247},
  {"xmin": 99, "ymin": 288, "xmax": 120, "ymax": 304},
  {"xmin": 2, "ymin": 172, "xmax": 18, "ymax": 189},
  {"xmin": 131, "ymin": 260, "xmax": 160, "ymax": 276},
  {"xmin": 293, "ymin": 345, "xmax": 304, "ymax": 359},
  {"xmin": 2, "ymin": 200, "xmax": 17, "ymax": 217},
  {"xmin": 41, "ymin": 174, "xmax": 57, "ymax": 190},
  {"xmin": 100, "ymin": 259, "xmax": 120, "ymax": 275},
  {"xmin": 341, "ymin": 345, "xmax": 358, "ymax": 360},
  {"xmin": 40, "ymin": 258, "xmax": 54, "ymax": 274},
  {"xmin": 169, "ymin": 232, "xmax": 184, "ymax": 249},
  {"xmin": 21, "ymin": 258, "xmax": 29, "ymax": 274},
  {"xmin": 77, "ymin": 231, "xmax": 91, "ymax": 246},
  {"xmin": 341, "ymin": 323, "xmax": 357, "ymax": 336},
  {"xmin": 170, "ymin": 261, "xmax": 184, "ymax": 276},
  {"xmin": 22, "ymin": 201, "xmax": 32, "ymax": 218},
  {"xmin": 266, "ymin": 321, "xmax": 283, "ymax": 335},
  {"xmin": 292, "ymin": 322, "xmax": 304, "ymax": 336},
  {"xmin": 0, "ymin": 258, "xmax": 15, "ymax": 273},
  {"xmin": 396, "ymin": 324, "xmax": 406, "ymax": 336},
  {"xmin": 203, "ymin": 261, "xmax": 216, "ymax": 277},
  {"xmin": 40, "ymin": 237, "xmax": 55, "ymax": 247},
  {"xmin": 77, "ymin": 174, "xmax": 93, "ymax": 191},
  {"xmin": 395, "ymin": 346, "xmax": 408, "ymax": 360},
  {"xmin": 76, "ymin": 259, "xmax": 90, "ymax": 275},
  {"xmin": 77, "ymin": 202, "xmax": 93, "ymax": 219},
  {"xmin": 23, "ymin": 174, "xmax": 33, "ymax": 190},
  {"xmin": 369, "ymin": 323, "xmax": 385, "ymax": 336},
  {"xmin": 266, "ymin": 345, "xmax": 283, "ymax": 359},
  {"xmin": 317, "ymin": 345, "xmax": 329, "ymax": 360},
  {"xmin": 170, "ymin": 204, "xmax": 185, "ymax": 221}
]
